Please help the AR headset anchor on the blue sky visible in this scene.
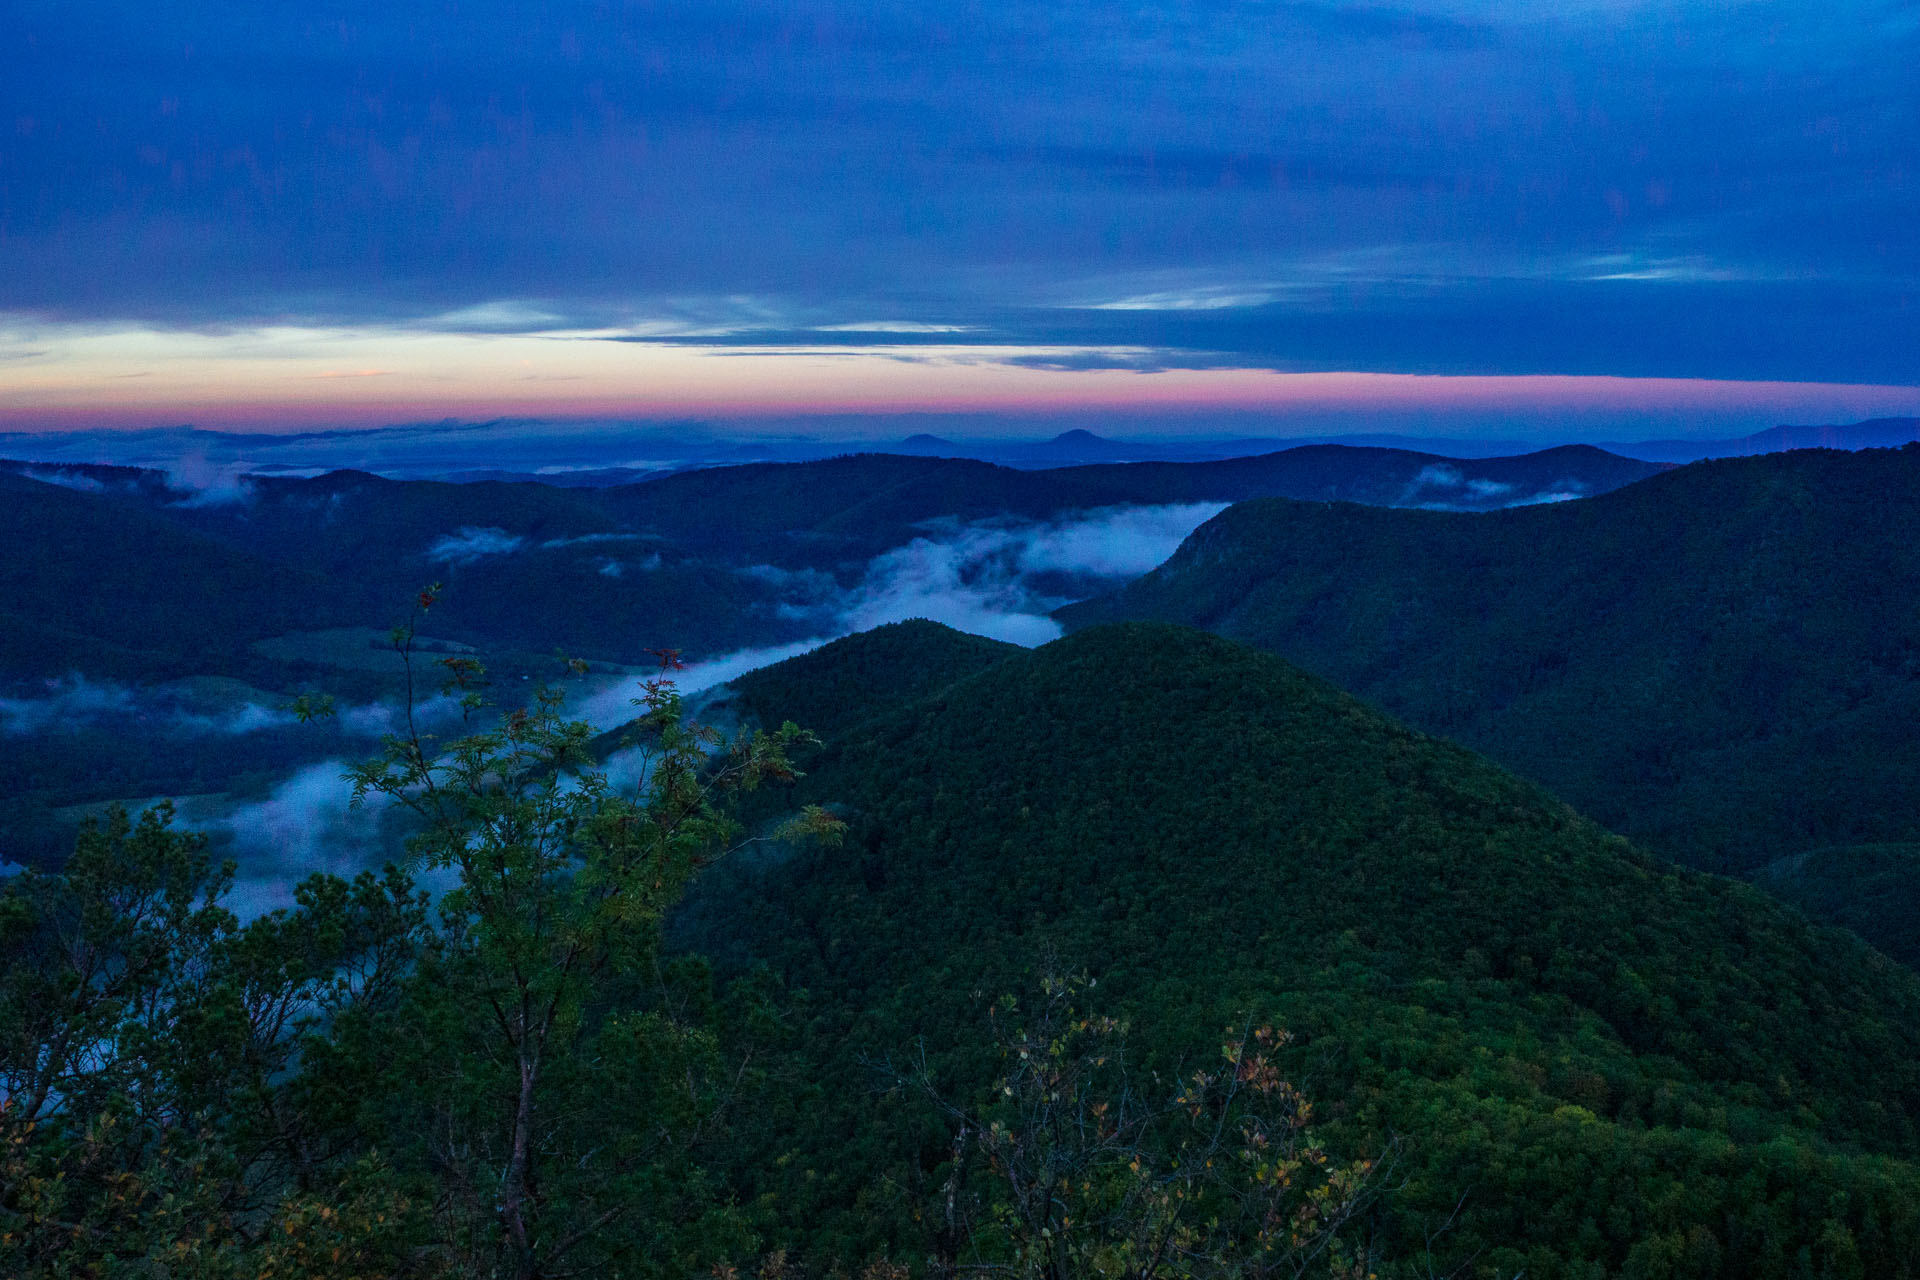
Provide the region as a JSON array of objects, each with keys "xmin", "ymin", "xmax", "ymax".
[{"xmin": 2, "ymin": 1, "xmax": 1916, "ymax": 430}]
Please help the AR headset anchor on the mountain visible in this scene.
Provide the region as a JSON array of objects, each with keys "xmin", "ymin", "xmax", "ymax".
[
  {"xmin": 1058, "ymin": 446, "xmax": 1920, "ymax": 874},
  {"xmin": 0, "ymin": 440, "xmax": 1710, "ymax": 861},
  {"xmin": 6, "ymin": 416, "xmax": 1912, "ymax": 478},
  {"xmin": 0, "ymin": 471, "xmax": 352, "ymax": 679},
  {"xmin": 0, "ymin": 467, "xmax": 794, "ymax": 671},
  {"xmin": 892, "ymin": 433, "xmax": 962, "ymax": 455},
  {"xmin": 1015, "ymin": 427, "xmax": 1150, "ymax": 462},
  {"xmin": 683, "ymin": 622, "xmax": 1920, "ymax": 1275},
  {"xmin": 1057, "ymin": 442, "xmax": 1663, "ymax": 510},
  {"xmin": 590, "ymin": 443, "xmax": 1661, "ymax": 561},
  {"xmin": 1753, "ymin": 844, "xmax": 1920, "ymax": 968},
  {"xmin": 589, "ymin": 453, "xmax": 1135, "ymax": 563},
  {"xmin": 1618, "ymin": 416, "xmax": 1920, "ymax": 463}
]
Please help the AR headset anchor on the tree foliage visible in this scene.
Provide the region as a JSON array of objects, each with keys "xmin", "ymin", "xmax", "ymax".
[
  {"xmin": 0, "ymin": 802, "xmax": 431, "ymax": 1278},
  {"xmin": 0, "ymin": 591, "xmax": 837, "ymax": 1279},
  {"xmin": 13, "ymin": 604, "xmax": 1920, "ymax": 1279},
  {"xmin": 909, "ymin": 970, "xmax": 1385, "ymax": 1280}
]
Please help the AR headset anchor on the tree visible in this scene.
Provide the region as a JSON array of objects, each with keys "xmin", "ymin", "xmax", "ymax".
[
  {"xmin": 911, "ymin": 970, "xmax": 1387, "ymax": 1280},
  {"xmin": 0, "ymin": 803, "xmax": 431, "ymax": 1278},
  {"xmin": 1, "ymin": 589, "xmax": 838, "ymax": 1279},
  {"xmin": 339, "ymin": 588, "xmax": 841, "ymax": 1279}
]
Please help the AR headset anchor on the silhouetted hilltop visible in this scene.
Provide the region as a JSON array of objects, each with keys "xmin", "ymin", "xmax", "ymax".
[{"xmin": 1056, "ymin": 441, "xmax": 1662, "ymax": 508}]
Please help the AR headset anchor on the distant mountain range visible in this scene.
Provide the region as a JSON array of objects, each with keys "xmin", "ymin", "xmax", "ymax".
[
  {"xmin": 0, "ymin": 441, "xmax": 1663, "ymax": 679},
  {"xmin": 1615, "ymin": 416, "xmax": 1920, "ymax": 462},
  {"xmin": 2, "ymin": 414, "xmax": 1914, "ymax": 478},
  {"xmin": 0, "ymin": 421, "xmax": 1539, "ymax": 479},
  {"xmin": 1060, "ymin": 445, "xmax": 1920, "ymax": 882}
]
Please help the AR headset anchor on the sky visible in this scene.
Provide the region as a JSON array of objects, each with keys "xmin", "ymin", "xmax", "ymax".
[{"xmin": 3, "ymin": 1, "xmax": 1916, "ymax": 436}]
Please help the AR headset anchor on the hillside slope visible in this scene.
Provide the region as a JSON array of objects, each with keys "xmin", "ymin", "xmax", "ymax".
[
  {"xmin": 686, "ymin": 622, "xmax": 1920, "ymax": 1277},
  {"xmin": 1055, "ymin": 442, "xmax": 1662, "ymax": 509},
  {"xmin": 1753, "ymin": 843, "xmax": 1920, "ymax": 968},
  {"xmin": 611, "ymin": 444, "xmax": 1662, "ymax": 561},
  {"xmin": 1058, "ymin": 447, "xmax": 1920, "ymax": 872},
  {"xmin": 1621, "ymin": 416, "xmax": 1920, "ymax": 462},
  {"xmin": 0, "ymin": 472, "xmax": 353, "ymax": 678}
]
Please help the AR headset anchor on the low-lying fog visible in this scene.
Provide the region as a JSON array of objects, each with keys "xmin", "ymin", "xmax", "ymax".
[{"xmin": 11, "ymin": 502, "xmax": 1227, "ymax": 913}]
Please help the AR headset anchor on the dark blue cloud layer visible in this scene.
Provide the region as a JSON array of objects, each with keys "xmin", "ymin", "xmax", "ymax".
[{"xmin": 4, "ymin": 1, "xmax": 1915, "ymax": 382}]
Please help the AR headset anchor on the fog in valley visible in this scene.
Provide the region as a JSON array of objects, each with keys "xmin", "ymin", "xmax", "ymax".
[{"xmin": 6, "ymin": 499, "xmax": 1230, "ymax": 909}]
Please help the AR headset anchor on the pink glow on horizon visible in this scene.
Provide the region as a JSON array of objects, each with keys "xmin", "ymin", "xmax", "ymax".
[
  {"xmin": 2, "ymin": 326, "xmax": 1917, "ymax": 432},
  {"xmin": 6, "ymin": 370, "xmax": 1919, "ymax": 433}
]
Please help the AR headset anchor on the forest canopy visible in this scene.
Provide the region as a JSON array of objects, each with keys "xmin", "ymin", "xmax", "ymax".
[{"xmin": 8, "ymin": 618, "xmax": 1920, "ymax": 1279}]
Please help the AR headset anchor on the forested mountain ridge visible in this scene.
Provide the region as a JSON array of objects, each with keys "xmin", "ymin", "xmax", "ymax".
[
  {"xmin": 0, "ymin": 441, "xmax": 1660, "ymax": 680},
  {"xmin": 605, "ymin": 442, "xmax": 1662, "ymax": 558},
  {"xmin": 0, "ymin": 471, "xmax": 358, "ymax": 680},
  {"xmin": 1058, "ymin": 445, "xmax": 1920, "ymax": 874},
  {"xmin": 1754, "ymin": 843, "xmax": 1920, "ymax": 968},
  {"xmin": 684, "ymin": 621, "xmax": 1920, "ymax": 1277},
  {"xmin": 1052, "ymin": 441, "xmax": 1662, "ymax": 509}
]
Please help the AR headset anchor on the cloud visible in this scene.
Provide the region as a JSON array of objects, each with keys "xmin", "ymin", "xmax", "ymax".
[
  {"xmin": 1010, "ymin": 504, "xmax": 1230, "ymax": 577},
  {"xmin": 3, "ymin": 1, "xmax": 1915, "ymax": 387},
  {"xmin": 1409, "ymin": 464, "xmax": 1516, "ymax": 501},
  {"xmin": 428, "ymin": 526, "xmax": 527, "ymax": 562},
  {"xmin": 15, "ymin": 466, "xmax": 108, "ymax": 493},
  {"xmin": 559, "ymin": 503, "xmax": 1225, "ymax": 738},
  {"xmin": 212, "ymin": 761, "xmax": 405, "ymax": 915},
  {"xmin": 0, "ymin": 677, "xmax": 460, "ymax": 741},
  {"xmin": 164, "ymin": 456, "xmax": 256, "ymax": 506},
  {"xmin": 1404, "ymin": 464, "xmax": 1602, "ymax": 509},
  {"xmin": 535, "ymin": 534, "xmax": 666, "ymax": 576},
  {"xmin": 0, "ymin": 679, "xmax": 141, "ymax": 735},
  {"xmin": 538, "ymin": 532, "xmax": 648, "ymax": 549},
  {"xmin": 736, "ymin": 562, "xmax": 837, "ymax": 592},
  {"xmin": 330, "ymin": 693, "xmax": 463, "ymax": 738},
  {"xmin": 570, "ymin": 641, "xmax": 830, "ymax": 730},
  {"xmin": 126, "ymin": 500, "xmax": 1219, "ymax": 911},
  {"xmin": 841, "ymin": 535, "xmax": 1069, "ymax": 646},
  {"xmin": 762, "ymin": 503, "xmax": 1230, "ymax": 648},
  {"xmin": 0, "ymin": 678, "xmax": 295, "ymax": 737}
]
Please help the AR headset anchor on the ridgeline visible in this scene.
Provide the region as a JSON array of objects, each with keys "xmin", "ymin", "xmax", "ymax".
[{"xmin": 1058, "ymin": 446, "xmax": 1920, "ymax": 875}]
